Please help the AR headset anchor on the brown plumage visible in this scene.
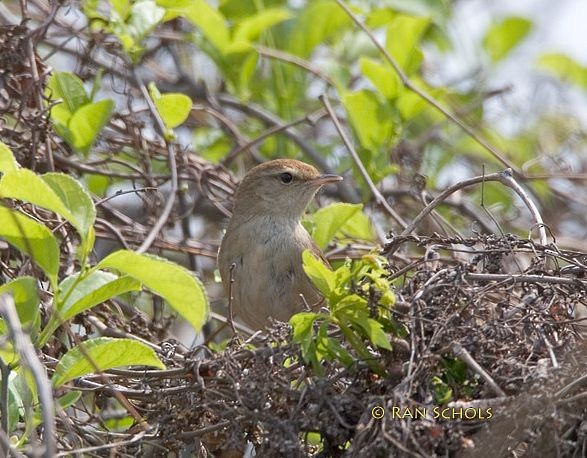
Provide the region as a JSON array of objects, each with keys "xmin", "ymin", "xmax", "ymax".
[{"xmin": 217, "ymin": 159, "xmax": 342, "ymax": 329}]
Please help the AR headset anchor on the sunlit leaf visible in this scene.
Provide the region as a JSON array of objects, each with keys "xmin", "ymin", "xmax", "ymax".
[
  {"xmin": 538, "ymin": 53, "xmax": 587, "ymax": 90},
  {"xmin": 0, "ymin": 207, "xmax": 59, "ymax": 285},
  {"xmin": 233, "ymin": 8, "xmax": 292, "ymax": 42},
  {"xmin": 0, "ymin": 142, "xmax": 18, "ymax": 175},
  {"xmin": 46, "ymin": 72, "xmax": 89, "ymax": 125},
  {"xmin": 342, "ymin": 90, "xmax": 395, "ymax": 150},
  {"xmin": 52, "ymin": 337, "xmax": 165, "ymax": 387},
  {"xmin": 69, "ymin": 99, "xmax": 114, "ymax": 154},
  {"xmin": 302, "ymin": 250, "xmax": 336, "ymax": 297},
  {"xmin": 483, "ymin": 16, "xmax": 532, "ymax": 62},
  {"xmin": 97, "ymin": 250, "xmax": 209, "ymax": 331},
  {"xmin": 385, "ymin": 14, "xmax": 429, "ymax": 73}
]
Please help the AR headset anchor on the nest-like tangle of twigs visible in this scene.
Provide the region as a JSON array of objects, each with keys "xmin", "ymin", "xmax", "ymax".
[{"xmin": 71, "ymin": 234, "xmax": 587, "ymax": 458}]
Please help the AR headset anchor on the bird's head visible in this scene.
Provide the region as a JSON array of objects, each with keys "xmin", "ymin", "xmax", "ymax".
[{"xmin": 232, "ymin": 159, "xmax": 342, "ymax": 220}]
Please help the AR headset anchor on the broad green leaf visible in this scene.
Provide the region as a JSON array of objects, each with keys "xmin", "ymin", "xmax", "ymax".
[
  {"xmin": 176, "ymin": 0, "xmax": 230, "ymax": 52},
  {"xmin": 40, "ymin": 271, "xmax": 140, "ymax": 345},
  {"xmin": 538, "ymin": 53, "xmax": 587, "ymax": 90},
  {"xmin": 339, "ymin": 209, "xmax": 374, "ymax": 243},
  {"xmin": 42, "ymin": 173, "xmax": 96, "ymax": 248},
  {"xmin": 233, "ymin": 8, "xmax": 292, "ymax": 42},
  {"xmin": 111, "ymin": 0, "xmax": 131, "ymax": 20},
  {"xmin": 290, "ymin": 312, "xmax": 318, "ymax": 355},
  {"xmin": 46, "ymin": 72, "xmax": 89, "ymax": 125},
  {"xmin": 0, "ymin": 277, "xmax": 40, "ymax": 334},
  {"xmin": 321, "ymin": 336, "xmax": 354, "ymax": 367},
  {"xmin": 385, "ymin": 14, "xmax": 430, "ymax": 72},
  {"xmin": 69, "ymin": 99, "xmax": 114, "ymax": 154},
  {"xmin": 0, "ymin": 207, "xmax": 59, "ymax": 284},
  {"xmin": 52, "ymin": 337, "xmax": 165, "ymax": 387},
  {"xmin": 359, "ymin": 57, "xmax": 400, "ymax": 99},
  {"xmin": 289, "ymin": 1, "xmax": 351, "ymax": 58},
  {"xmin": 97, "ymin": 250, "xmax": 209, "ymax": 331},
  {"xmin": 56, "ymin": 390, "xmax": 82, "ymax": 411},
  {"xmin": 309, "ymin": 203, "xmax": 361, "ymax": 249},
  {"xmin": 7, "ymin": 372, "xmax": 24, "ymax": 433},
  {"xmin": 0, "ymin": 142, "xmax": 18, "ymax": 174},
  {"xmin": 0, "ymin": 170, "xmax": 95, "ymax": 248},
  {"xmin": 397, "ymin": 89, "xmax": 428, "ymax": 119},
  {"xmin": 342, "ymin": 90, "xmax": 395, "ymax": 150},
  {"xmin": 58, "ymin": 271, "xmax": 141, "ymax": 321},
  {"xmin": 302, "ymin": 250, "xmax": 336, "ymax": 297},
  {"xmin": 153, "ymin": 93, "xmax": 192, "ymax": 129},
  {"xmin": 483, "ymin": 16, "xmax": 532, "ymax": 62}
]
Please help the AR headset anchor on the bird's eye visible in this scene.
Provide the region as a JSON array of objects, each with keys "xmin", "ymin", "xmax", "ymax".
[{"xmin": 279, "ymin": 172, "xmax": 293, "ymax": 184}]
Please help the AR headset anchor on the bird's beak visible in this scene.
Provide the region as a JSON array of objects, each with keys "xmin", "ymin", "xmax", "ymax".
[{"xmin": 312, "ymin": 174, "xmax": 343, "ymax": 185}]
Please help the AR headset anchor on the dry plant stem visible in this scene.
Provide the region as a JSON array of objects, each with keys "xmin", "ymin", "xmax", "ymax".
[
  {"xmin": 465, "ymin": 273, "xmax": 587, "ymax": 287},
  {"xmin": 0, "ymin": 295, "xmax": 56, "ymax": 458},
  {"xmin": 132, "ymin": 69, "xmax": 178, "ymax": 254},
  {"xmin": 450, "ymin": 341, "xmax": 507, "ymax": 397},
  {"xmin": 0, "ymin": 358, "xmax": 9, "ymax": 457},
  {"xmin": 388, "ymin": 169, "xmax": 548, "ymax": 256},
  {"xmin": 227, "ymin": 262, "xmax": 237, "ymax": 335},
  {"xmin": 335, "ymin": 0, "xmax": 519, "ymax": 174},
  {"xmin": 499, "ymin": 170, "xmax": 548, "ymax": 243},
  {"xmin": 319, "ymin": 94, "xmax": 408, "ymax": 231},
  {"xmin": 55, "ymin": 430, "xmax": 148, "ymax": 457},
  {"xmin": 555, "ymin": 373, "xmax": 587, "ymax": 399}
]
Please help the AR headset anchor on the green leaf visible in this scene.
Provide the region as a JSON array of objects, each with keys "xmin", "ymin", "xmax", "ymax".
[
  {"xmin": 97, "ymin": 250, "xmax": 209, "ymax": 331},
  {"xmin": 483, "ymin": 16, "xmax": 532, "ymax": 62},
  {"xmin": 289, "ymin": 1, "xmax": 351, "ymax": 58},
  {"xmin": 290, "ymin": 312, "xmax": 318, "ymax": 355},
  {"xmin": 173, "ymin": 0, "xmax": 230, "ymax": 52},
  {"xmin": 56, "ymin": 390, "xmax": 82, "ymax": 411},
  {"xmin": 0, "ymin": 277, "xmax": 40, "ymax": 334},
  {"xmin": 385, "ymin": 14, "xmax": 430, "ymax": 72},
  {"xmin": 52, "ymin": 337, "xmax": 165, "ymax": 387},
  {"xmin": 302, "ymin": 250, "xmax": 336, "ymax": 297},
  {"xmin": 309, "ymin": 203, "xmax": 361, "ymax": 249},
  {"xmin": 0, "ymin": 170, "xmax": 95, "ymax": 250},
  {"xmin": 233, "ymin": 8, "xmax": 292, "ymax": 42},
  {"xmin": 538, "ymin": 53, "xmax": 587, "ymax": 90},
  {"xmin": 59, "ymin": 271, "xmax": 141, "ymax": 321},
  {"xmin": 69, "ymin": 99, "xmax": 114, "ymax": 154},
  {"xmin": 46, "ymin": 72, "xmax": 89, "ymax": 125},
  {"xmin": 342, "ymin": 90, "xmax": 395, "ymax": 150},
  {"xmin": 0, "ymin": 142, "xmax": 18, "ymax": 174},
  {"xmin": 0, "ymin": 207, "xmax": 59, "ymax": 285},
  {"xmin": 42, "ymin": 173, "xmax": 96, "ymax": 254},
  {"xmin": 359, "ymin": 57, "xmax": 400, "ymax": 99},
  {"xmin": 153, "ymin": 92, "xmax": 192, "ymax": 129}
]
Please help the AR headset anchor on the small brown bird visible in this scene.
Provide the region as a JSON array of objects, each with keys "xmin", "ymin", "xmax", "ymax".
[{"xmin": 218, "ymin": 159, "xmax": 342, "ymax": 329}]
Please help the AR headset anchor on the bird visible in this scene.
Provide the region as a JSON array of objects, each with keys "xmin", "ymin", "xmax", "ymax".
[{"xmin": 217, "ymin": 159, "xmax": 342, "ymax": 330}]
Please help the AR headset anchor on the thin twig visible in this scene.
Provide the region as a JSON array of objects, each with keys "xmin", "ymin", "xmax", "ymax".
[
  {"xmin": 0, "ymin": 357, "xmax": 10, "ymax": 457},
  {"xmin": 132, "ymin": 69, "xmax": 178, "ymax": 254},
  {"xmin": 449, "ymin": 341, "xmax": 507, "ymax": 397},
  {"xmin": 227, "ymin": 262, "xmax": 237, "ymax": 335}
]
